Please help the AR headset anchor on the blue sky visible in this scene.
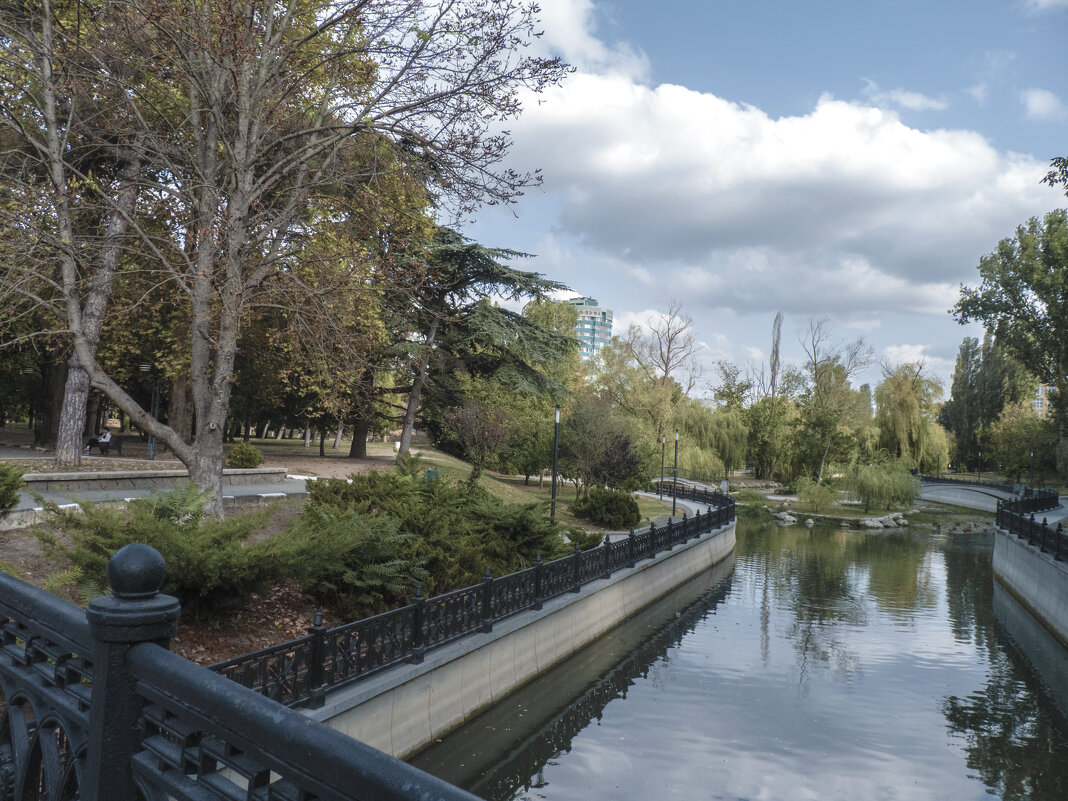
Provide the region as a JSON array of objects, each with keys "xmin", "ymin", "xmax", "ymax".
[{"xmin": 463, "ymin": 0, "xmax": 1068, "ymax": 392}]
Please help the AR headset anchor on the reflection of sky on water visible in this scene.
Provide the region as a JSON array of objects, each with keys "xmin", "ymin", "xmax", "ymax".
[{"xmin": 413, "ymin": 522, "xmax": 1068, "ymax": 801}]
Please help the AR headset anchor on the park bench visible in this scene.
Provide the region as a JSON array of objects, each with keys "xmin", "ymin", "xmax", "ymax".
[{"xmin": 86, "ymin": 435, "xmax": 124, "ymax": 456}]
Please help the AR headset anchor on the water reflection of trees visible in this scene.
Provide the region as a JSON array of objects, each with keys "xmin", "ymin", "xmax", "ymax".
[
  {"xmin": 941, "ymin": 532, "xmax": 1068, "ymax": 800},
  {"xmin": 943, "ymin": 653, "xmax": 1068, "ymax": 801},
  {"xmin": 741, "ymin": 523, "xmax": 933, "ymax": 688},
  {"xmin": 940, "ymin": 530, "xmax": 996, "ymax": 648}
]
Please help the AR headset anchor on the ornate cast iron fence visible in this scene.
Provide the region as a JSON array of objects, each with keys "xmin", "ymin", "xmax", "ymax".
[
  {"xmin": 997, "ymin": 499, "xmax": 1066, "ymax": 562},
  {"xmin": 213, "ymin": 489, "xmax": 736, "ymax": 708},
  {"xmin": 0, "ymin": 543, "xmax": 477, "ymax": 801}
]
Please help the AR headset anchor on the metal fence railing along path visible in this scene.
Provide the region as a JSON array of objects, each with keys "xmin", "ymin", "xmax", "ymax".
[
  {"xmin": 211, "ymin": 486, "xmax": 736, "ymax": 708},
  {"xmin": 996, "ymin": 497, "xmax": 1067, "ymax": 562},
  {"xmin": 919, "ymin": 474, "xmax": 1017, "ymax": 495},
  {"xmin": 0, "ymin": 543, "xmax": 478, "ymax": 801}
]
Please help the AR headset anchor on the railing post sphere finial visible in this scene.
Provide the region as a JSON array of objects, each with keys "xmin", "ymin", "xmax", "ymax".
[{"xmin": 107, "ymin": 542, "xmax": 167, "ymax": 600}]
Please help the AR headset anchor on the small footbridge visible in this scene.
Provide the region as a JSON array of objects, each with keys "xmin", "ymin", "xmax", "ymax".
[{"xmin": 919, "ymin": 476, "xmax": 1041, "ymax": 512}]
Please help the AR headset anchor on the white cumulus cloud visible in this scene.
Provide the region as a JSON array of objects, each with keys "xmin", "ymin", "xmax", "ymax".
[
  {"xmin": 1022, "ymin": 88, "xmax": 1066, "ymax": 119},
  {"xmin": 863, "ymin": 80, "xmax": 949, "ymax": 111}
]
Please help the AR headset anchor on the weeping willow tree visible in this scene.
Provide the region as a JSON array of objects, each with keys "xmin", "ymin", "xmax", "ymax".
[
  {"xmin": 848, "ymin": 455, "xmax": 919, "ymax": 512},
  {"xmin": 675, "ymin": 398, "xmax": 748, "ymax": 480},
  {"xmin": 874, "ymin": 363, "xmax": 949, "ymax": 474},
  {"xmin": 678, "ymin": 443, "xmax": 726, "ymax": 482}
]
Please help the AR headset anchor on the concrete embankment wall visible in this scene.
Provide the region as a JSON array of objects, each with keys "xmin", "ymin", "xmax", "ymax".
[
  {"xmin": 308, "ymin": 520, "xmax": 737, "ymax": 759},
  {"xmin": 992, "ymin": 528, "xmax": 1068, "ymax": 647}
]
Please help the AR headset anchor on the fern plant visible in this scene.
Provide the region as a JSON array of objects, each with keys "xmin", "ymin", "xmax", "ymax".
[{"xmin": 43, "ymin": 566, "xmax": 104, "ymax": 607}]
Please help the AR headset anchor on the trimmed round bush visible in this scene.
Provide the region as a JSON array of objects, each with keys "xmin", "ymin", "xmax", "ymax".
[
  {"xmin": 227, "ymin": 441, "xmax": 264, "ymax": 468},
  {"xmin": 571, "ymin": 487, "xmax": 641, "ymax": 530}
]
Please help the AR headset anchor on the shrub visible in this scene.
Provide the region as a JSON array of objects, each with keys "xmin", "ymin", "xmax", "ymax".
[
  {"xmin": 304, "ymin": 464, "xmax": 568, "ymax": 594},
  {"xmin": 0, "ymin": 463, "xmax": 24, "ymax": 517},
  {"xmin": 795, "ymin": 476, "xmax": 837, "ymax": 513},
  {"xmin": 34, "ymin": 485, "xmax": 275, "ymax": 617},
  {"xmin": 227, "ymin": 441, "xmax": 264, "ymax": 468},
  {"xmin": 570, "ymin": 487, "xmax": 640, "ymax": 529},
  {"xmin": 265, "ymin": 507, "xmax": 428, "ymax": 617},
  {"xmin": 733, "ymin": 487, "xmax": 767, "ymax": 505},
  {"xmin": 564, "ymin": 527, "xmax": 604, "ymax": 550}
]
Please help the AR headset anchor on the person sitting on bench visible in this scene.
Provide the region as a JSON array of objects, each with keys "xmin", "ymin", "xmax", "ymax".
[{"xmin": 85, "ymin": 429, "xmax": 113, "ymax": 455}]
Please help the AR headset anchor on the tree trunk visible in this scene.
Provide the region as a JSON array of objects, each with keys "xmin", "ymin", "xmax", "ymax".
[
  {"xmin": 399, "ymin": 313, "xmax": 441, "ymax": 455},
  {"xmin": 85, "ymin": 393, "xmax": 102, "ymax": 437},
  {"xmin": 187, "ymin": 426, "xmax": 226, "ymax": 518},
  {"xmin": 333, "ymin": 422, "xmax": 344, "ymax": 449},
  {"xmin": 276, "ymin": 426, "xmax": 285, "ymax": 440},
  {"xmin": 348, "ymin": 418, "xmax": 370, "ymax": 458},
  {"xmin": 54, "ymin": 155, "xmax": 142, "ymax": 466},
  {"xmin": 816, "ymin": 441, "xmax": 830, "ymax": 484},
  {"xmin": 55, "ymin": 367, "xmax": 91, "ymax": 462},
  {"xmin": 319, "ymin": 427, "xmax": 326, "ymax": 457},
  {"xmin": 37, "ymin": 360, "xmax": 68, "ymax": 449}
]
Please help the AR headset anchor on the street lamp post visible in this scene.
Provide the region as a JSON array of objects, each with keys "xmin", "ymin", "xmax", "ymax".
[
  {"xmin": 672, "ymin": 429, "xmax": 679, "ymax": 516},
  {"xmin": 550, "ymin": 405, "xmax": 560, "ymax": 525},
  {"xmin": 1030, "ymin": 447, "xmax": 1034, "ymax": 487},
  {"xmin": 21, "ymin": 367, "xmax": 36, "ymax": 434},
  {"xmin": 139, "ymin": 364, "xmax": 160, "ymax": 461},
  {"xmin": 977, "ymin": 449, "xmax": 982, "ymax": 484},
  {"xmin": 659, "ymin": 435, "xmax": 666, "ymax": 499}
]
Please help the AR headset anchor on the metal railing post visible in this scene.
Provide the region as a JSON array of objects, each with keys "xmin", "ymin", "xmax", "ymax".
[
  {"xmin": 602, "ymin": 535, "xmax": 612, "ymax": 578},
  {"xmin": 481, "ymin": 568, "xmax": 494, "ymax": 633},
  {"xmin": 533, "ymin": 554, "xmax": 544, "ymax": 610},
  {"xmin": 1057, "ymin": 523, "xmax": 1064, "ymax": 561},
  {"xmin": 410, "ymin": 586, "xmax": 426, "ymax": 663},
  {"xmin": 85, "ymin": 543, "xmax": 181, "ymax": 801},
  {"xmin": 571, "ymin": 544, "xmax": 582, "ymax": 592},
  {"xmin": 627, "ymin": 529, "xmax": 636, "ymax": 568},
  {"xmin": 307, "ymin": 611, "xmax": 327, "ymax": 707}
]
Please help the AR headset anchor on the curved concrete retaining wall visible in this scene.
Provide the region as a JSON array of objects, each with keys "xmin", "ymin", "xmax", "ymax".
[
  {"xmin": 307, "ymin": 520, "xmax": 736, "ymax": 758},
  {"xmin": 992, "ymin": 528, "xmax": 1068, "ymax": 648}
]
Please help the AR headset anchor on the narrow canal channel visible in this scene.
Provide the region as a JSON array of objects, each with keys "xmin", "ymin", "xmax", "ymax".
[{"xmin": 409, "ymin": 518, "xmax": 1068, "ymax": 800}]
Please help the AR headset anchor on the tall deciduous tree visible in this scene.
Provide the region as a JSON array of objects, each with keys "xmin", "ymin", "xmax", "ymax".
[
  {"xmin": 0, "ymin": 0, "xmax": 568, "ymax": 514},
  {"xmin": 954, "ymin": 209, "xmax": 1067, "ymax": 474},
  {"xmin": 798, "ymin": 318, "xmax": 872, "ymax": 482},
  {"xmin": 620, "ymin": 299, "xmax": 704, "ymax": 396}
]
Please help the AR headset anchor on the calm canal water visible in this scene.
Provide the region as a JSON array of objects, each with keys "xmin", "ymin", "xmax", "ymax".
[{"xmin": 410, "ymin": 519, "xmax": 1068, "ymax": 800}]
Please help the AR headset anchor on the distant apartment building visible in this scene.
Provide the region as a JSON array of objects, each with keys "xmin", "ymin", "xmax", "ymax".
[
  {"xmin": 1034, "ymin": 384, "xmax": 1051, "ymax": 417},
  {"xmin": 569, "ymin": 296, "xmax": 613, "ymax": 360}
]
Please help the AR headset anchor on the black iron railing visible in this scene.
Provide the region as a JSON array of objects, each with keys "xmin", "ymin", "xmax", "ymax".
[
  {"xmin": 996, "ymin": 496, "xmax": 1066, "ymax": 562},
  {"xmin": 919, "ymin": 474, "xmax": 1017, "ymax": 494},
  {"xmin": 213, "ymin": 488, "xmax": 736, "ymax": 707},
  {"xmin": 0, "ymin": 543, "xmax": 477, "ymax": 801}
]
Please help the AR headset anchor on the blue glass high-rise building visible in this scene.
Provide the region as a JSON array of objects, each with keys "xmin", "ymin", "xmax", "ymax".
[{"xmin": 568, "ymin": 296, "xmax": 613, "ymax": 360}]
